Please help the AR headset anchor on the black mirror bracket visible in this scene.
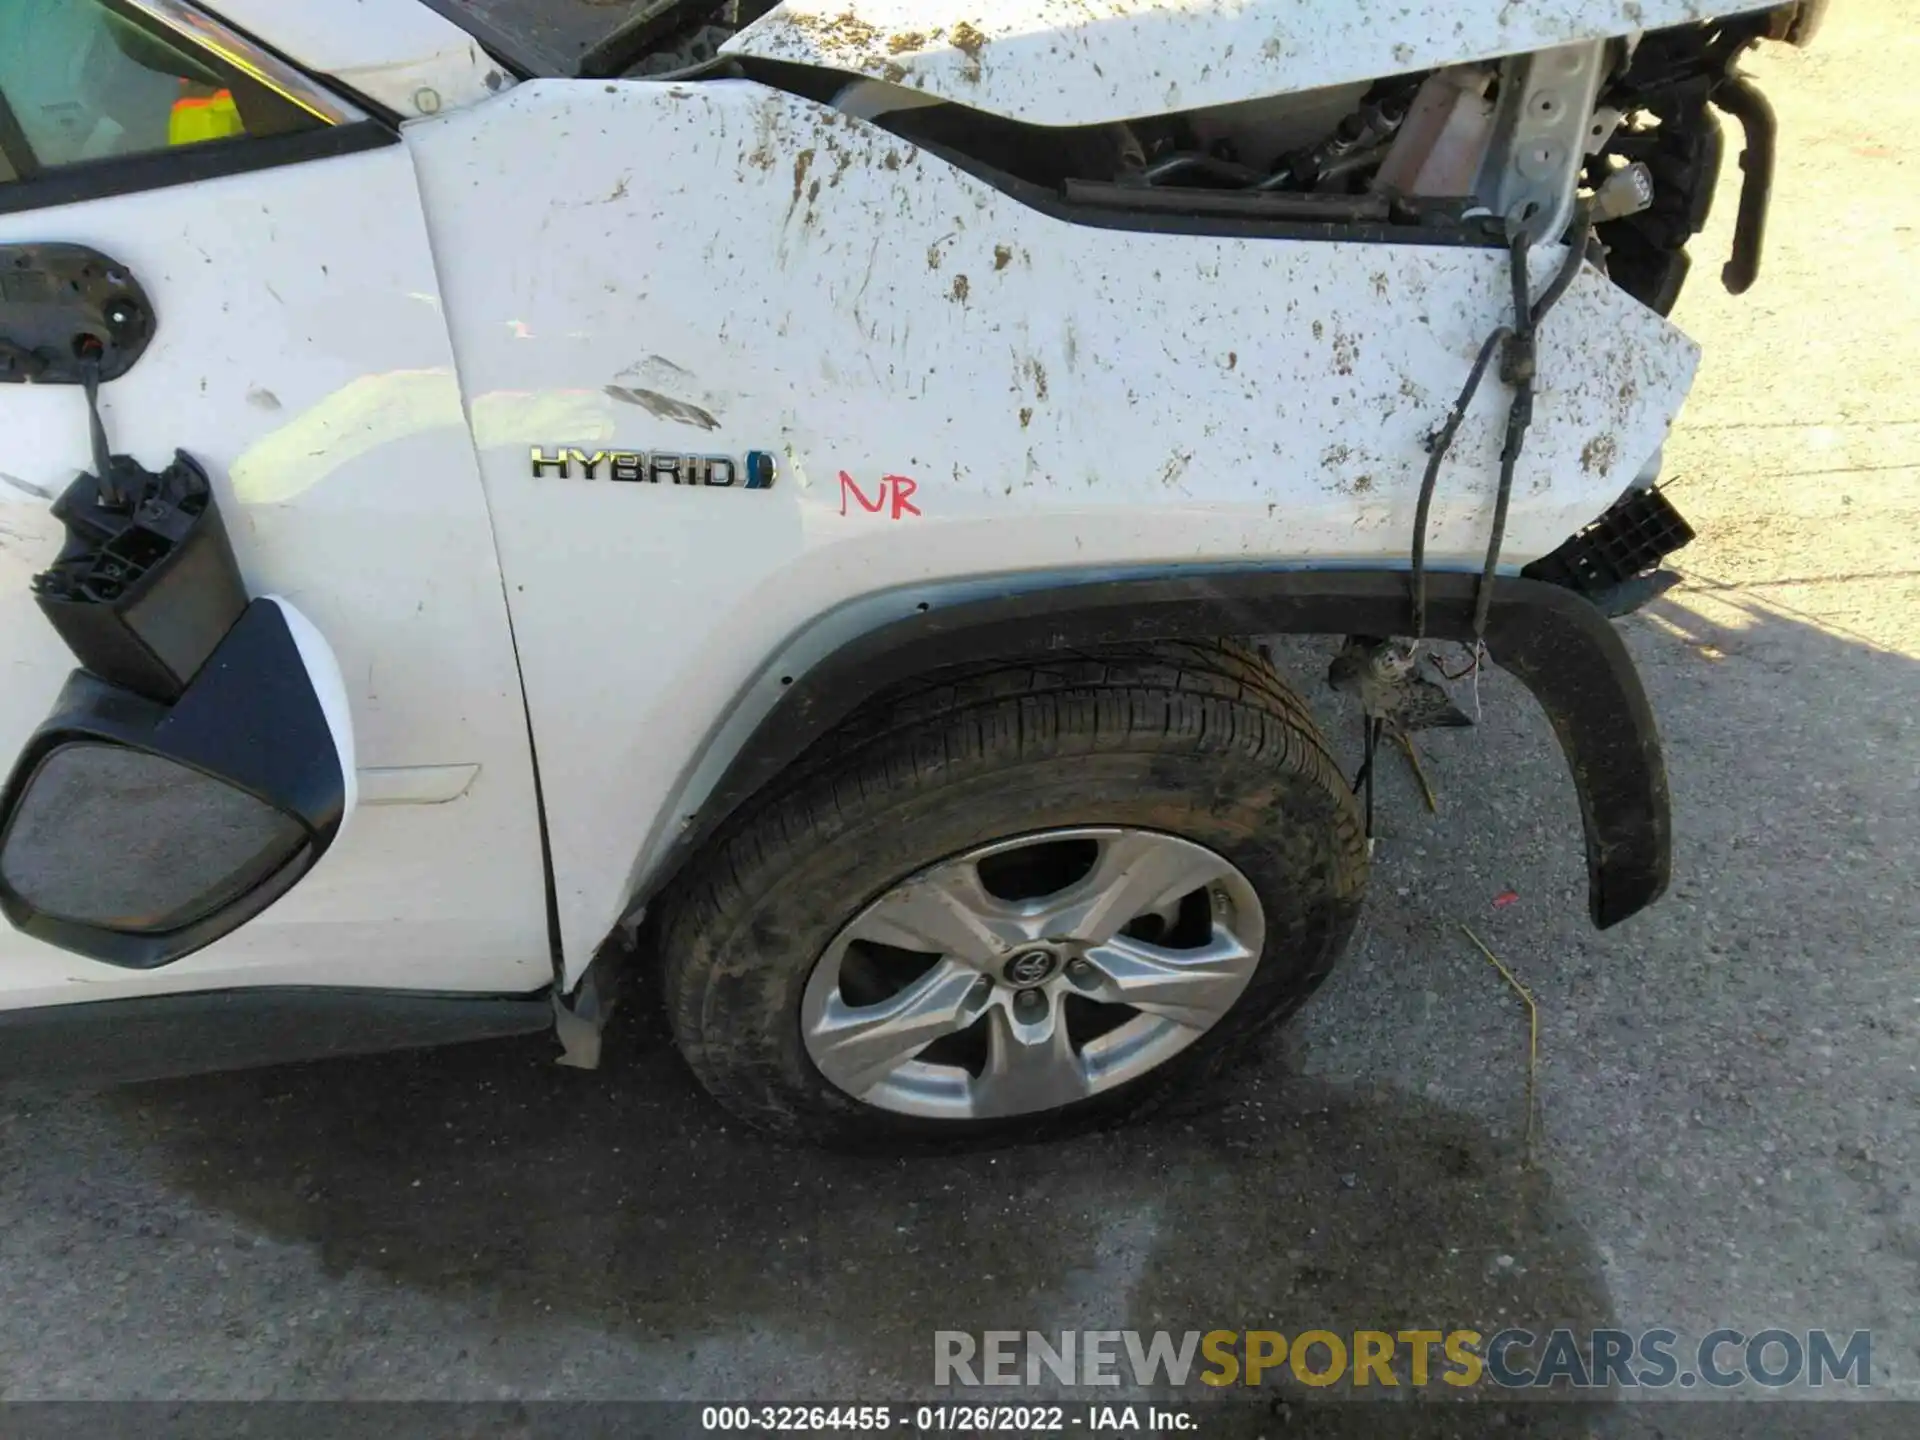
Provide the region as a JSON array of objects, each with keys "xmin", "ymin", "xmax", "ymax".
[
  {"xmin": 1, "ymin": 248, "xmax": 350, "ymax": 969},
  {"xmin": 30, "ymin": 449, "xmax": 248, "ymax": 704},
  {"xmin": 1, "ymin": 242, "xmax": 238, "ymax": 700}
]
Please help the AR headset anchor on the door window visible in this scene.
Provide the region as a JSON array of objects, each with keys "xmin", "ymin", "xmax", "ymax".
[{"xmin": 0, "ymin": 0, "xmax": 354, "ymax": 179}]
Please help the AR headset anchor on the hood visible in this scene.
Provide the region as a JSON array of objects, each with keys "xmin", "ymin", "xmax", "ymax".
[{"xmin": 722, "ymin": 0, "xmax": 1757, "ymax": 127}]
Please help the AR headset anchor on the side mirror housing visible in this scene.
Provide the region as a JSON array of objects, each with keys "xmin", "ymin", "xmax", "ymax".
[{"xmin": 0, "ymin": 597, "xmax": 356, "ymax": 968}]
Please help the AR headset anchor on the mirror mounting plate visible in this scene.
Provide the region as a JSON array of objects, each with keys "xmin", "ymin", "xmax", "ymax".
[{"xmin": 0, "ymin": 244, "xmax": 156, "ymax": 385}]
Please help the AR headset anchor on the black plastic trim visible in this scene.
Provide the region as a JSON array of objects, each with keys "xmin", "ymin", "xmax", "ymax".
[
  {"xmin": 657, "ymin": 570, "xmax": 1670, "ymax": 930},
  {"xmin": 0, "ymin": 987, "xmax": 553, "ymax": 1088},
  {"xmin": 1786, "ymin": 0, "xmax": 1831, "ymax": 45},
  {"xmin": 697, "ymin": 60, "xmax": 1513, "ymax": 250},
  {"xmin": 412, "ymin": 0, "xmax": 558, "ymax": 77},
  {"xmin": 578, "ymin": 0, "xmax": 698, "ymax": 78},
  {"xmin": 882, "ymin": 130, "xmax": 1508, "ymax": 249},
  {"xmin": 0, "ymin": 87, "xmax": 42, "ymax": 182},
  {"xmin": 0, "ymin": 121, "xmax": 395, "ymax": 219},
  {"xmin": 1712, "ymin": 75, "xmax": 1776, "ymax": 295},
  {"xmin": 1062, "ymin": 177, "xmax": 1395, "ymax": 224},
  {"xmin": 919, "ymin": 145, "xmax": 1504, "ymax": 248}
]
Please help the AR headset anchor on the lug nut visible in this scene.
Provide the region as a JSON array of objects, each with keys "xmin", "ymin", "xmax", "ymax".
[
  {"xmin": 1015, "ymin": 987, "xmax": 1045, "ymax": 1010},
  {"xmin": 1066, "ymin": 958, "xmax": 1093, "ymax": 981}
]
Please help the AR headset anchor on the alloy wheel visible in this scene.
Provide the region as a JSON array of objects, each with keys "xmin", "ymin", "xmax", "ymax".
[{"xmin": 799, "ymin": 828, "xmax": 1266, "ymax": 1120}]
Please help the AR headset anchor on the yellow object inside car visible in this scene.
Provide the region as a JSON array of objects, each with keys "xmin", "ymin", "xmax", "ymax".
[{"xmin": 167, "ymin": 85, "xmax": 245, "ymax": 146}]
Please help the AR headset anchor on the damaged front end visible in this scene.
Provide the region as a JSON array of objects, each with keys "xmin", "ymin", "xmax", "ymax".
[
  {"xmin": 702, "ymin": 0, "xmax": 1820, "ymax": 589},
  {"xmin": 704, "ymin": 1, "xmax": 1819, "ymax": 925},
  {"xmin": 616, "ymin": 3, "xmax": 1817, "ymax": 336},
  {"xmin": 442, "ymin": 2, "xmax": 1824, "ymax": 942}
]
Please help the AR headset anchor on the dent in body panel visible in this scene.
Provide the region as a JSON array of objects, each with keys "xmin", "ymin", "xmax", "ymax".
[{"xmin": 605, "ymin": 385, "xmax": 722, "ymax": 430}]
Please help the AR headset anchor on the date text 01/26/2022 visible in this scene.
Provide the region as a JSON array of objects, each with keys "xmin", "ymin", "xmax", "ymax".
[{"xmin": 699, "ymin": 1405, "xmax": 1191, "ymax": 1432}]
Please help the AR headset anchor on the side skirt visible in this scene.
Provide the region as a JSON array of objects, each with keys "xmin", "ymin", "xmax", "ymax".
[{"xmin": 0, "ymin": 987, "xmax": 553, "ymax": 1089}]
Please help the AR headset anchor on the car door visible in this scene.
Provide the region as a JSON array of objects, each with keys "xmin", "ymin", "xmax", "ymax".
[{"xmin": 0, "ymin": 0, "xmax": 550, "ymax": 1009}]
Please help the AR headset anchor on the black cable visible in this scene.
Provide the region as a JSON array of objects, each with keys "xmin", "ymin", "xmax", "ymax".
[
  {"xmin": 79, "ymin": 350, "xmax": 124, "ymax": 509},
  {"xmin": 1351, "ymin": 713, "xmax": 1376, "ymax": 795},
  {"xmin": 1410, "ymin": 203, "xmax": 1595, "ymax": 643},
  {"xmin": 1473, "ymin": 398, "xmax": 1529, "ymax": 639},
  {"xmin": 1469, "ymin": 229, "xmax": 1537, "ymax": 640},
  {"xmin": 1363, "ymin": 716, "xmax": 1381, "ymax": 839},
  {"xmin": 1531, "ymin": 205, "xmax": 1594, "ymax": 327},
  {"xmin": 1410, "ymin": 325, "xmax": 1509, "ymax": 640},
  {"xmin": 1472, "ymin": 208, "xmax": 1594, "ymax": 638}
]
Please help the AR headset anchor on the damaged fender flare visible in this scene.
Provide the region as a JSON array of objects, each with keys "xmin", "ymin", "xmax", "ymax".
[{"xmin": 658, "ymin": 569, "xmax": 1669, "ymax": 931}]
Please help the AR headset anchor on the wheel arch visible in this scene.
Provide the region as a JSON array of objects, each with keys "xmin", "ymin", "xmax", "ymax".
[{"xmin": 616, "ymin": 566, "xmax": 1669, "ymax": 953}]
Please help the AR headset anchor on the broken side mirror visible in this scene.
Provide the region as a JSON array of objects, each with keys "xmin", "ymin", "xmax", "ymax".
[
  {"xmin": 32, "ymin": 449, "xmax": 249, "ymax": 703},
  {"xmin": 0, "ymin": 598, "xmax": 357, "ymax": 968}
]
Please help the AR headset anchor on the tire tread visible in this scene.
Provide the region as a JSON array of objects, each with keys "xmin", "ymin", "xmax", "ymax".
[{"xmin": 658, "ymin": 640, "xmax": 1363, "ymax": 1140}]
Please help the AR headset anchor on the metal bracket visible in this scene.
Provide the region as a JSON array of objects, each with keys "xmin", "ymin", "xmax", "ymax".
[{"xmin": 1476, "ymin": 42, "xmax": 1609, "ymax": 243}]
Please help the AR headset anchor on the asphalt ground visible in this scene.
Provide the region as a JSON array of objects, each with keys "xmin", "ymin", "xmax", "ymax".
[{"xmin": 2, "ymin": 2, "xmax": 1915, "ymax": 1428}]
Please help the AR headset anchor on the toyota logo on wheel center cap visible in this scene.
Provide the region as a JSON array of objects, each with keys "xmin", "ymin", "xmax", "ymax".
[{"xmin": 1003, "ymin": 949, "xmax": 1060, "ymax": 985}]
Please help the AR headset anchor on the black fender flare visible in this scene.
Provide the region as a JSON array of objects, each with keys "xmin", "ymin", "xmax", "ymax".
[{"xmin": 647, "ymin": 569, "xmax": 1669, "ymax": 930}]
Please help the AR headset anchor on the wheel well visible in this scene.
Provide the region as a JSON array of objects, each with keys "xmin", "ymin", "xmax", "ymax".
[{"xmin": 620, "ymin": 568, "xmax": 1668, "ymax": 942}]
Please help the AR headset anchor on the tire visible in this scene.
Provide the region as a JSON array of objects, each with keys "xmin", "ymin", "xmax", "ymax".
[{"xmin": 657, "ymin": 640, "xmax": 1368, "ymax": 1148}]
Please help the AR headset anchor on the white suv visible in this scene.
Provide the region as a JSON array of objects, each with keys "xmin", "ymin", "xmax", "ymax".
[{"xmin": 0, "ymin": 0, "xmax": 1822, "ymax": 1145}]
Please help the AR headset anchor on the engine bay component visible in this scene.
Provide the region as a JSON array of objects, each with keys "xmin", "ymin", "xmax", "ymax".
[
  {"xmin": 1263, "ymin": 80, "xmax": 1420, "ymax": 192},
  {"xmin": 1473, "ymin": 42, "xmax": 1612, "ymax": 241},
  {"xmin": 1582, "ymin": 7, "xmax": 1789, "ymax": 312},
  {"xmin": 587, "ymin": 0, "xmax": 777, "ymax": 78},
  {"xmin": 1373, "ymin": 67, "xmax": 1497, "ymax": 198},
  {"xmin": 603, "ymin": 0, "xmax": 1817, "ymax": 311},
  {"xmin": 1591, "ymin": 161, "xmax": 1657, "ymax": 223}
]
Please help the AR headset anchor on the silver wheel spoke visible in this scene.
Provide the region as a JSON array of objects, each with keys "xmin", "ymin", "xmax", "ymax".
[
  {"xmin": 1042, "ymin": 831, "xmax": 1234, "ymax": 945},
  {"xmin": 847, "ymin": 864, "xmax": 1020, "ymax": 967},
  {"xmin": 974, "ymin": 1001, "xmax": 1088, "ymax": 1118},
  {"xmin": 806, "ymin": 959, "xmax": 986, "ymax": 1096},
  {"xmin": 1081, "ymin": 933, "xmax": 1258, "ymax": 1030},
  {"xmin": 802, "ymin": 827, "xmax": 1269, "ymax": 1121}
]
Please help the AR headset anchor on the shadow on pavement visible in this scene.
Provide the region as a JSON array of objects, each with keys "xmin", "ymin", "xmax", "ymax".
[
  {"xmin": 112, "ymin": 1021, "xmax": 1611, "ymax": 1425},
  {"xmin": 48, "ymin": 585, "xmax": 1916, "ymax": 1432}
]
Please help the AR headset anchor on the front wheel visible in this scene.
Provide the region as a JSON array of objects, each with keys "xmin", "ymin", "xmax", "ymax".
[{"xmin": 658, "ymin": 642, "xmax": 1368, "ymax": 1148}]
